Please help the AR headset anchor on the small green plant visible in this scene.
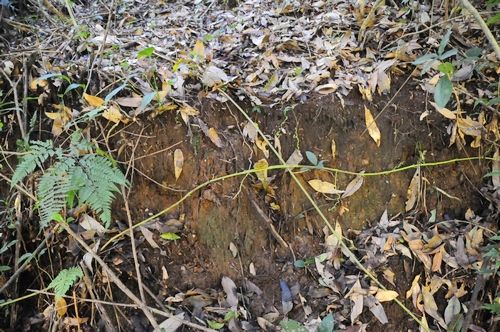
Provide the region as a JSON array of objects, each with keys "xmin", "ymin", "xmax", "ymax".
[
  {"xmin": 48, "ymin": 266, "xmax": 83, "ymax": 296},
  {"xmin": 413, "ymin": 30, "xmax": 458, "ymax": 108},
  {"xmin": 12, "ymin": 132, "xmax": 128, "ymax": 227}
]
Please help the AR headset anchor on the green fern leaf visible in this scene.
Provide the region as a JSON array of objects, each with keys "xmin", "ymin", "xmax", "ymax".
[
  {"xmin": 37, "ymin": 159, "xmax": 74, "ymax": 227},
  {"xmin": 11, "ymin": 140, "xmax": 53, "ymax": 187},
  {"xmin": 48, "ymin": 266, "xmax": 83, "ymax": 296},
  {"xmin": 77, "ymin": 155, "xmax": 128, "ymax": 227}
]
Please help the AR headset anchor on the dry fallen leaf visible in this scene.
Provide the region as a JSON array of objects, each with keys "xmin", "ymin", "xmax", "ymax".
[
  {"xmin": 364, "ymin": 106, "xmax": 381, "ymax": 147},
  {"xmin": 221, "ymin": 276, "xmax": 238, "ymax": 308},
  {"xmin": 308, "ymin": 179, "xmax": 344, "ymax": 195},
  {"xmin": 83, "ymin": 93, "xmax": 104, "ymax": 107},
  {"xmin": 405, "ymin": 167, "xmax": 421, "ymax": 211},
  {"xmin": 207, "ymin": 127, "xmax": 224, "ymax": 148},
  {"xmin": 192, "ymin": 39, "xmax": 205, "ymax": 59},
  {"xmin": 422, "ymin": 285, "xmax": 446, "ymax": 328},
  {"xmin": 102, "ymin": 105, "xmax": 124, "ymax": 124},
  {"xmin": 342, "ymin": 172, "xmax": 364, "ymax": 198},
  {"xmin": 174, "ymin": 149, "xmax": 184, "ymax": 180},
  {"xmin": 331, "ymin": 137, "xmax": 336, "ymax": 161},
  {"xmin": 55, "ymin": 296, "xmax": 67, "ymax": 317},
  {"xmin": 116, "ymin": 96, "xmax": 142, "ymax": 108},
  {"xmin": 254, "ymin": 159, "xmax": 269, "ymax": 189},
  {"xmin": 375, "ymin": 289, "xmax": 399, "ymax": 302}
]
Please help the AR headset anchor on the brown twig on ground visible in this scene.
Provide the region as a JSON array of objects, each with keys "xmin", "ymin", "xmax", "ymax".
[
  {"xmin": 30, "ymin": 289, "xmax": 217, "ymax": 332},
  {"xmin": 60, "ymin": 222, "xmax": 160, "ymax": 329},
  {"xmin": 80, "ymin": 263, "xmax": 117, "ymax": 332},
  {"xmin": 461, "ymin": 256, "xmax": 490, "ymax": 332},
  {"xmin": 0, "ymin": 172, "xmax": 36, "ymax": 201},
  {"xmin": 250, "ymin": 199, "xmax": 289, "ymax": 249}
]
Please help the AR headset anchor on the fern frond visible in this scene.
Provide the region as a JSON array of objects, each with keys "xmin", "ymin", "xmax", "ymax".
[
  {"xmin": 78, "ymin": 155, "xmax": 128, "ymax": 227},
  {"xmin": 37, "ymin": 159, "xmax": 74, "ymax": 227},
  {"xmin": 48, "ymin": 266, "xmax": 83, "ymax": 296},
  {"xmin": 11, "ymin": 140, "xmax": 54, "ymax": 187}
]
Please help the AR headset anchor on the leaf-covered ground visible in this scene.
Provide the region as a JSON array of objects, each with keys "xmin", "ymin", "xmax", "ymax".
[{"xmin": 0, "ymin": 1, "xmax": 499, "ymax": 331}]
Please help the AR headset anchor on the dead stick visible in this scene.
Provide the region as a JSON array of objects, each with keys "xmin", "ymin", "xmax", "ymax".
[
  {"xmin": 460, "ymin": 0, "xmax": 500, "ymax": 61},
  {"xmin": 59, "ymin": 223, "xmax": 160, "ymax": 330},
  {"xmin": 250, "ymin": 199, "xmax": 289, "ymax": 249}
]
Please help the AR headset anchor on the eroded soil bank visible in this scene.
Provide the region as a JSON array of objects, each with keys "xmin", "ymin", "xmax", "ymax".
[{"xmin": 95, "ymin": 79, "xmax": 490, "ymax": 330}]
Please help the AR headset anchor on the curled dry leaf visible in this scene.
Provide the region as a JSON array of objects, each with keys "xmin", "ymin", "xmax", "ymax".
[
  {"xmin": 364, "ymin": 106, "xmax": 381, "ymax": 147},
  {"xmin": 405, "ymin": 167, "xmax": 421, "ymax": 212},
  {"xmin": 314, "ymin": 83, "xmax": 338, "ymax": 94},
  {"xmin": 173, "ymin": 149, "xmax": 184, "ymax": 180},
  {"xmin": 254, "ymin": 159, "xmax": 269, "ymax": 189},
  {"xmin": 308, "ymin": 179, "xmax": 344, "ymax": 195},
  {"xmin": 102, "ymin": 105, "xmax": 124, "ymax": 124},
  {"xmin": 430, "ymin": 102, "xmax": 456, "ymax": 119},
  {"xmin": 331, "ymin": 137, "xmax": 336, "ymax": 161}
]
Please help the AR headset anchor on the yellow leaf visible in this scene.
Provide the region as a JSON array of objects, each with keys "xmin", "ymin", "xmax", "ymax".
[
  {"xmin": 83, "ymin": 93, "xmax": 104, "ymax": 107},
  {"xmin": 331, "ymin": 137, "xmax": 336, "ymax": 161},
  {"xmin": 102, "ymin": 105, "xmax": 124, "ymax": 124},
  {"xmin": 358, "ymin": 85, "xmax": 373, "ymax": 101},
  {"xmin": 430, "ymin": 102, "xmax": 456, "ymax": 119},
  {"xmin": 375, "ymin": 290, "xmax": 399, "ymax": 302},
  {"xmin": 207, "ymin": 127, "xmax": 223, "ymax": 148},
  {"xmin": 55, "ymin": 295, "xmax": 67, "ymax": 317},
  {"xmin": 492, "ymin": 148, "xmax": 500, "ymax": 188},
  {"xmin": 254, "ymin": 159, "xmax": 269, "ymax": 189},
  {"xmin": 308, "ymin": 179, "xmax": 344, "ymax": 195},
  {"xmin": 255, "ymin": 136, "xmax": 269, "ymax": 158},
  {"xmin": 192, "ymin": 40, "xmax": 205, "ymax": 59},
  {"xmin": 364, "ymin": 106, "xmax": 381, "ymax": 147},
  {"xmin": 33, "ymin": 81, "xmax": 48, "ymax": 92},
  {"xmin": 405, "ymin": 167, "xmax": 420, "ymax": 212},
  {"xmin": 173, "ymin": 149, "xmax": 184, "ymax": 180}
]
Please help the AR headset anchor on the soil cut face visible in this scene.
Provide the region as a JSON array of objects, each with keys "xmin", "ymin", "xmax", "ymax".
[{"xmin": 98, "ymin": 78, "xmax": 489, "ymax": 331}]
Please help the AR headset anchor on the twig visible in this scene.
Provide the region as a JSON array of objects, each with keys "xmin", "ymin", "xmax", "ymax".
[
  {"xmin": 0, "ymin": 68, "xmax": 26, "ymax": 141},
  {"xmin": 29, "ymin": 290, "xmax": 217, "ymax": 332},
  {"xmin": 85, "ymin": 0, "xmax": 116, "ymax": 90},
  {"xmin": 0, "ymin": 227, "xmax": 55, "ymax": 295},
  {"xmin": 0, "ymin": 172, "xmax": 37, "ymax": 202},
  {"xmin": 250, "ymin": 199, "xmax": 289, "ymax": 249},
  {"xmin": 59, "ymin": 223, "xmax": 160, "ymax": 330},
  {"xmin": 80, "ymin": 263, "xmax": 117, "ymax": 332},
  {"xmin": 9, "ymin": 193, "xmax": 23, "ymax": 327},
  {"xmin": 460, "ymin": 0, "xmax": 500, "ymax": 61},
  {"xmin": 121, "ymin": 186, "xmax": 147, "ymax": 304},
  {"xmin": 461, "ymin": 256, "xmax": 490, "ymax": 332}
]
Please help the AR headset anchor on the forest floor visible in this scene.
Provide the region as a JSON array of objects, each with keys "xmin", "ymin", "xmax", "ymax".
[{"xmin": 0, "ymin": 1, "xmax": 499, "ymax": 331}]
